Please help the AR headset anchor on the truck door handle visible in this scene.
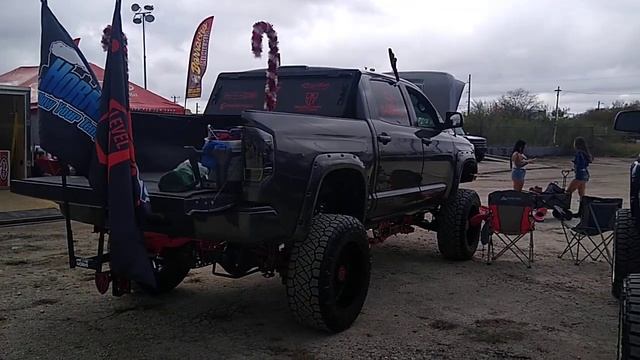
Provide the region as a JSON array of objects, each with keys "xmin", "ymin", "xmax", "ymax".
[
  {"xmin": 377, "ymin": 134, "xmax": 392, "ymax": 144},
  {"xmin": 421, "ymin": 138, "xmax": 432, "ymax": 145}
]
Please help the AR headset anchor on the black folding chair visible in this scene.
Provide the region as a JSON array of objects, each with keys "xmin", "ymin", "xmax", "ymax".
[
  {"xmin": 485, "ymin": 190, "xmax": 537, "ymax": 268},
  {"xmin": 558, "ymin": 196, "xmax": 622, "ymax": 266}
]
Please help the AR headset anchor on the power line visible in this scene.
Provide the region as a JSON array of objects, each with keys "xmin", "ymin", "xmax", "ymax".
[
  {"xmin": 563, "ymin": 90, "xmax": 640, "ymax": 95},
  {"xmin": 471, "ymin": 73, "xmax": 640, "ymax": 86}
]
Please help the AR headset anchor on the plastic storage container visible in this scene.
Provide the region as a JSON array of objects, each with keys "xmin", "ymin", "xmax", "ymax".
[{"xmin": 202, "ymin": 132, "xmax": 243, "ymax": 188}]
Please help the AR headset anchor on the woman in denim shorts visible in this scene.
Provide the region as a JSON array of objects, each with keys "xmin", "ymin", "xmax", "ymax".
[
  {"xmin": 511, "ymin": 140, "xmax": 534, "ymax": 191},
  {"xmin": 567, "ymin": 137, "xmax": 593, "ymax": 197}
]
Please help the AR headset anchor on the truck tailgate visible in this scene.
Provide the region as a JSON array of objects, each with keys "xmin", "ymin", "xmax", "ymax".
[{"xmin": 11, "ymin": 174, "xmax": 236, "ymax": 215}]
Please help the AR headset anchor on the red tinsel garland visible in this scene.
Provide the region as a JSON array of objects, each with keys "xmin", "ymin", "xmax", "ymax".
[{"xmin": 251, "ymin": 21, "xmax": 279, "ymax": 111}]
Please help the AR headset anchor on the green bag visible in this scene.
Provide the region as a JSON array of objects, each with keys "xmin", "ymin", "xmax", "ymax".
[{"xmin": 158, "ymin": 160, "xmax": 208, "ymax": 192}]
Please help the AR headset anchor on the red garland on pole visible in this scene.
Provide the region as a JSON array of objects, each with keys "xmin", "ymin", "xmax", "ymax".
[
  {"xmin": 101, "ymin": 25, "xmax": 129, "ymax": 77},
  {"xmin": 251, "ymin": 21, "xmax": 279, "ymax": 111}
]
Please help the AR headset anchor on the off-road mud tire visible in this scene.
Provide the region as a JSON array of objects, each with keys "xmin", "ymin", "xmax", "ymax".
[
  {"xmin": 437, "ymin": 189, "xmax": 481, "ymax": 260},
  {"xmin": 619, "ymin": 274, "xmax": 640, "ymax": 359},
  {"xmin": 613, "ymin": 210, "xmax": 640, "ymax": 299},
  {"xmin": 286, "ymin": 214, "xmax": 370, "ymax": 333}
]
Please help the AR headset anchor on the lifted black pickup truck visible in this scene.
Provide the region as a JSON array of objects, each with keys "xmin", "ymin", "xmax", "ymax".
[
  {"xmin": 611, "ymin": 110, "xmax": 640, "ymax": 357},
  {"xmin": 12, "ymin": 66, "xmax": 479, "ymax": 332}
]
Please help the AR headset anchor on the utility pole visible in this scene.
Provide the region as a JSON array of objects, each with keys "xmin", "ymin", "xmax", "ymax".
[
  {"xmin": 467, "ymin": 74, "xmax": 471, "ymax": 116},
  {"xmin": 171, "ymin": 95, "xmax": 181, "ymax": 103},
  {"xmin": 553, "ymin": 86, "xmax": 561, "ymax": 146},
  {"xmin": 597, "ymin": 100, "xmax": 601, "ymax": 110}
]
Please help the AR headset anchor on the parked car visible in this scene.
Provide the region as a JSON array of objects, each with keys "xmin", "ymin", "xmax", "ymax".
[{"xmin": 451, "ymin": 127, "xmax": 488, "ymax": 162}]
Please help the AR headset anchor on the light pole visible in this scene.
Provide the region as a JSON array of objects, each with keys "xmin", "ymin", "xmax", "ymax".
[{"xmin": 131, "ymin": 3, "xmax": 155, "ymax": 89}]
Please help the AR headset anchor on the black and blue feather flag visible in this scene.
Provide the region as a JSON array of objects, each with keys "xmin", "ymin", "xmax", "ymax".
[
  {"xmin": 39, "ymin": 0, "xmax": 100, "ymax": 175},
  {"xmin": 91, "ymin": 0, "xmax": 156, "ymax": 289}
]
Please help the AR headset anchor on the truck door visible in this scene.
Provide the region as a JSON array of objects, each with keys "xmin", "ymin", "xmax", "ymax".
[
  {"xmin": 367, "ymin": 78, "xmax": 425, "ymax": 219},
  {"xmin": 404, "ymin": 86, "xmax": 454, "ymax": 198}
]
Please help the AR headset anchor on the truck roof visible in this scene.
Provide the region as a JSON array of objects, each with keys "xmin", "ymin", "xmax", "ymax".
[
  {"xmin": 207, "ymin": 66, "xmax": 425, "ymax": 118},
  {"xmin": 209, "ymin": 65, "xmax": 419, "ymax": 118},
  {"xmin": 218, "ymin": 65, "xmax": 407, "ymax": 81}
]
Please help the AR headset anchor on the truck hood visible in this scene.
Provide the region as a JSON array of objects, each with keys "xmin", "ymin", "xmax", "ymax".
[
  {"xmin": 463, "ymin": 135, "xmax": 486, "ymax": 142},
  {"xmin": 394, "ymin": 71, "xmax": 465, "ymax": 120}
]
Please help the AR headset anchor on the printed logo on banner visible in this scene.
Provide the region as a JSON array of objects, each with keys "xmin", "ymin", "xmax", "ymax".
[{"xmin": 38, "ymin": 41, "xmax": 101, "ymax": 140}]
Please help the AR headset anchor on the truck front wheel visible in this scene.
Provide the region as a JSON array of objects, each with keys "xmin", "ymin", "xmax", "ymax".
[
  {"xmin": 437, "ymin": 189, "xmax": 481, "ymax": 261},
  {"xmin": 613, "ymin": 209, "xmax": 640, "ymax": 299},
  {"xmin": 286, "ymin": 214, "xmax": 371, "ymax": 333}
]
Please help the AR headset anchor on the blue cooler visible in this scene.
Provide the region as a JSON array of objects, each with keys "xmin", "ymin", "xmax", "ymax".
[{"xmin": 202, "ymin": 138, "xmax": 243, "ymax": 188}]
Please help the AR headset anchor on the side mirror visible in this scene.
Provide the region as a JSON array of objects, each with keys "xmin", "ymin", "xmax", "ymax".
[
  {"xmin": 415, "ymin": 128, "xmax": 432, "ymax": 139},
  {"xmin": 614, "ymin": 110, "xmax": 640, "ymax": 133},
  {"xmin": 443, "ymin": 111, "xmax": 464, "ymax": 129}
]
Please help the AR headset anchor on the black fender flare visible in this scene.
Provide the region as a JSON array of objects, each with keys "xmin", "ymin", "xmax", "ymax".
[
  {"xmin": 292, "ymin": 153, "xmax": 368, "ymax": 241},
  {"xmin": 458, "ymin": 156, "xmax": 478, "ymax": 183},
  {"xmin": 446, "ymin": 152, "xmax": 477, "ymax": 199}
]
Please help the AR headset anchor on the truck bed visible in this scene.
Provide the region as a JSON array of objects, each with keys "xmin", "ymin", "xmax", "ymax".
[{"xmin": 11, "ymin": 174, "xmax": 236, "ymax": 215}]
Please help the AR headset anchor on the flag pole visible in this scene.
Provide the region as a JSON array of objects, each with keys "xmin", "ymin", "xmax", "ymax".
[{"xmin": 184, "ymin": 28, "xmax": 191, "ymax": 115}]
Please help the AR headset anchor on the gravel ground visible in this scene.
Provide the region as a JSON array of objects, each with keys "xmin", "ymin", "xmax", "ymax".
[{"xmin": 0, "ymin": 157, "xmax": 629, "ymax": 359}]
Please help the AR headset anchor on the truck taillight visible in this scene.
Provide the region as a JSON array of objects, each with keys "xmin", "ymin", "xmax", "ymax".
[{"xmin": 243, "ymin": 128, "xmax": 274, "ymax": 182}]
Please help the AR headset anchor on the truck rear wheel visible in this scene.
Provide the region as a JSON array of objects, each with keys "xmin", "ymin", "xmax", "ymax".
[
  {"xmin": 138, "ymin": 245, "xmax": 192, "ymax": 295},
  {"xmin": 437, "ymin": 189, "xmax": 481, "ymax": 261},
  {"xmin": 619, "ymin": 274, "xmax": 640, "ymax": 359},
  {"xmin": 613, "ymin": 209, "xmax": 640, "ymax": 299},
  {"xmin": 286, "ymin": 214, "xmax": 371, "ymax": 333}
]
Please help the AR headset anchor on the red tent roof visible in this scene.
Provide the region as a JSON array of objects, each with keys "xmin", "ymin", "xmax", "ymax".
[{"xmin": 0, "ymin": 64, "xmax": 185, "ymax": 114}]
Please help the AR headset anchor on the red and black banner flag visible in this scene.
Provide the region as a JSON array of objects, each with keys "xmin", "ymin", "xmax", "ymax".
[
  {"xmin": 185, "ymin": 16, "xmax": 214, "ymax": 99},
  {"xmin": 39, "ymin": 0, "xmax": 100, "ymax": 175},
  {"xmin": 91, "ymin": 0, "xmax": 155, "ymax": 289}
]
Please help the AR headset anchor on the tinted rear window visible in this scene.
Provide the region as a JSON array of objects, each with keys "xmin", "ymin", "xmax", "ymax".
[{"xmin": 205, "ymin": 72, "xmax": 359, "ymax": 118}]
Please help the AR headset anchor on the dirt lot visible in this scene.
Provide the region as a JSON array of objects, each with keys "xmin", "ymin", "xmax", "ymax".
[{"xmin": 0, "ymin": 157, "xmax": 630, "ymax": 359}]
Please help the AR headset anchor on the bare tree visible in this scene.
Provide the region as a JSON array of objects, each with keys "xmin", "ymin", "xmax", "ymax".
[{"xmin": 495, "ymin": 88, "xmax": 545, "ymax": 119}]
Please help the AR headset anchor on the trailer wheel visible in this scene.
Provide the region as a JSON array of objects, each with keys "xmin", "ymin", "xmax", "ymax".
[
  {"xmin": 619, "ymin": 274, "xmax": 640, "ymax": 359},
  {"xmin": 138, "ymin": 245, "xmax": 192, "ymax": 295},
  {"xmin": 613, "ymin": 210, "xmax": 640, "ymax": 299},
  {"xmin": 437, "ymin": 189, "xmax": 481, "ymax": 261},
  {"xmin": 286, "ymin": 214, "xmax": 370, "ymax": 333}
]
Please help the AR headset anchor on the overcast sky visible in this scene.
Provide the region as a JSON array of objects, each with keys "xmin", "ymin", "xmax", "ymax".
[{"xmin": 1, "ymin": 0, "xmax": 639, "ymax": 114}]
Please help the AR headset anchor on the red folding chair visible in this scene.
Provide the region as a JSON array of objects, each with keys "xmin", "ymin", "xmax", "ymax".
[{"xmin": 483, "ymin": 190, "xmax": 537, "ymax": 268}]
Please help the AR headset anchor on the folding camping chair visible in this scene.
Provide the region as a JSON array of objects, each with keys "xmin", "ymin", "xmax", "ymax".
[
  {"xmin": 485, "ymin": 190, "xmax": 537, "ymax": 268},
  {"xmin": 558, "ymin": 196, "xmax": 622, "ymax": 266}
]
